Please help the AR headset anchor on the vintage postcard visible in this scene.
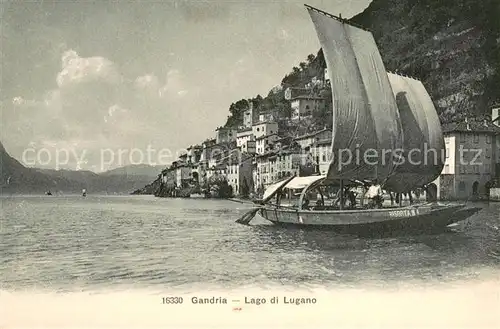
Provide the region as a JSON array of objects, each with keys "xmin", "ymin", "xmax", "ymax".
[{"xmin": 1, "ymin": 0, "xmax": 499, "ymax": 328}]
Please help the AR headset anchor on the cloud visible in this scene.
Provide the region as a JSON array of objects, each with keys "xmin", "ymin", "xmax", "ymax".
[
  {"xmin": 134, "ymin": 74, "xmax": 160, "ymax": 90},
  {"xmin": 3, "ymin": 48, "xmax": 205, "ymax": 171},
  {"xmin": 104, "ymin": 104, "xmax": 128, "ymax": 123},
  {"xmin": 12, "ymin": 96, "xmax": 39, "ymax": 107},
  {"xmin": 56, "ymin": 50, "xmax": 121, "ymax": 88},
  {"xmin": 159, "ymin": 69, "xmax": 187, "ymax": 98}
]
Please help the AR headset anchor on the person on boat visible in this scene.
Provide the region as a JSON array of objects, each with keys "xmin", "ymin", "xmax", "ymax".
[
  {"xmin": 414, "ymin": 189, "xmax": 421, "ymax": 202},
  {"xmin": 276, "ymin": 189, "xmax": 283, "ymax": 205},
  {"xmin": 332, "ymin": 187, "xmax": 348, "ymax": 208},
  {"xmin": 407, "ymin": 191, "xmax": 413, "ymax": 205},
  {"xmin": 389, "ymin": 192, "xmax": 395, "ymax": 206},
  {"xmin": 359, "ymin": 184, "xmax": 367, "ymax": 207},
  {"xmin": 347, "ymin": 188, "xmax": 357, "ymax": 209},
  {"xmin": 365, "ymin": 180, "xmax": 383, "ymax": 208},
  {"xmin": 315, "ymin": 190, "xmax": 324, "ymax": 207},
  {"xmin": 302, "ymin": 196, "xmax": 310, "ymax": 209}
]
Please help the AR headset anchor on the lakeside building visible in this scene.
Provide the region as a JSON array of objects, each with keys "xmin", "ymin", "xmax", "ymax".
[
  {"xmin": 174, "ymin": 162, "xmax": 193, "ymax": 188},
  {"xmin": 241, "ymin": 139, "xmax": 256, "ymax": 154},
  {"xmin": 284, "ymin": 87, "xmax": 309, "ymax": 100},
  {"xmin": 258, "ymin": 110, "xmax": 275, "ymax": 122},
  {"xmin": 186, "ymin": 145, "xmax": 203, "ymax": 182},
  {"xmin": 206, "ymin": 163, "xmax": 227, "ymax": 180},
  {"xmin": 255, "ymin": 133, "xmax": 280, "ymax": 155},
  {"xmin": 294, "ymin": 128, "xmax": 332, "ymax": 150},
  {"xmin": 205, "ymin": 143, "xmax": 237, "ymax": 173},
  {"xmin": 243, "ymin": 101, "xmax": 258, "ymax": 128},
  {"xmin": 310, "ymin": 138, "xmax": 333, "ymax": 175},
  {"xmin": 432, "ymin": 110, "xmax": 500, "ymax": 200},
  {"xmin": 215, "ymin": 126, "xmax": 237, "ymax": 144},
  {"xmin": 252, "ymin": 121, "xmax": 279, "ymax": 139},
  {"xmin": 254, "ymin": 149, "xmax": 304, "ymax": 190},
  {"xmin": 290, "ymin": 95, "xmax": 326, "ymax": 120},
  {"xmin": 159, "ymin": 160, "xmax": 193, "ymax": 190},
  {"xmin": 186, "ymin": 145, "xmax": 202, "ymax": 164},
  {"xmin": 227, "ymin": 153, "xmax": 254, "ymax": 197},
  {"xmin": 161, "ymin": 168, "xmax": 176, "ymax": 191},
  {"xmin": 236, "ymin": 127, "xmax": 254, "ymax": 148}
]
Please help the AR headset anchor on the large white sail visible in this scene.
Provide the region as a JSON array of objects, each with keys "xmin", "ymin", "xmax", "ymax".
[
  {"xmin": 384, "ymin": 73, "xmax": 445, "ymax": 192},
  {"xmin": 306, "ymin": 6, "xmax": 403, "ymax": 182}
]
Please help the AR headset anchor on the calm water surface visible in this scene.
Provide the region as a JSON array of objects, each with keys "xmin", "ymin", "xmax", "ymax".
[{"xmin": 1, "ymin": 196, "xmax": 499, "ymax": 292}]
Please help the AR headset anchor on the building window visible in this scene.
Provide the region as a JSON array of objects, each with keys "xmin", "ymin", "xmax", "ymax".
[
  {"xmin": 474, "ymin": 165, "xmax": 480, "ymax": 174},
  {"xmin": 459, "ymin": 165, "xmax": 466, "ymax": 174},
  {"xmin": 458, "ymin": 181, "xmax": 466, "ymax": 191},
  {"xmin": 445, "ymin": 138, "xmax": 450, "ymax": 144},
  {"xmin": 460, "ymin": 133, "xmax": 466, "ymax": 143},
  {"xmin": 486, "ymin": 135, "xmax": 492, "ymax": 144},
  {"xmin": 473, "ymin": 133, "xmax": 479, "ymax": 143},
  {"xmin": 486, "ymin": 149, "xmax": 491, "ymax": 158},
  {"xmin": 485, "ymin": 164, "xmax": 491, "ymax": 174},
  {"xmin": 445, "ymin": 148, "xmax": 449, "ymax": 158}
]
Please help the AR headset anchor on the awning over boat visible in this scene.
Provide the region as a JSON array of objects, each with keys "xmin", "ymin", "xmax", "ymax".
[
  {"xmin": 262, "ymin": 178, "xmax": 291, "ymax": 200},
  {"xmin": 284, "ymin": 175, "xmax": 326, "ymax": 190},
  {"xmin": 262, "ymin": 175, "xmax": 326, "ymax": 200}
]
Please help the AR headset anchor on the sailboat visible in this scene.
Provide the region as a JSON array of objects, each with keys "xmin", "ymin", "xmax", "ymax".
[
  {"xmin": 236, "ymin": 4, "xmax": 481, "ymax": 230},
  {"xmin": 82, "ymin": 188, "xmax": 87, "ymax": 197}
]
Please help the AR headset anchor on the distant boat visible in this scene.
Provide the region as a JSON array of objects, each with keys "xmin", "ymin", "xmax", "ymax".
[
  {"xmin": 235, "ymin": 5, "xmax": 482, "ymax": 231},
  {"xmin": 45, "ymin": 190, "xmax": 52, "ymax": 196},
  {"xmin": 82, "ymin": 189, "xmax": 87, "ymax": 197}
]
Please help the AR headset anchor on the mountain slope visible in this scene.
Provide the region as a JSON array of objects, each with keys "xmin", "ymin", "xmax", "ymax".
[
  {"xmin": 1, "ymin": 142, "xmax": 164, "ymax": 194},
  {"xmin": 100, "ymin": 164, "xmax": 164, "ymax": 178},
  {"xmin": 350, "ymin": 0, "xmax": 500, "ymax": 120},
  {"xmin": 0, "ymin": 142, "xmax": 77, "ymax": 194}
]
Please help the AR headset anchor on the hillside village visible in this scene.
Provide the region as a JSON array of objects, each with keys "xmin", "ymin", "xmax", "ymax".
[
  {"xmin": 143, "ymin": 57, "xmax": 335, "ymax": 199},
  {"xmin": 135, "ymin": 0, "xmax": 500, "ymax": 201},
  {"xmin": 135, "ymin": 59, "xmax": 500, "ymax": 201}
]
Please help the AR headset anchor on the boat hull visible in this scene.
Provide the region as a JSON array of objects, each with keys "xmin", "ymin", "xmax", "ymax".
[{"xmin": 258, "ymin": 204, "xmax": 480, "ymax": 233}]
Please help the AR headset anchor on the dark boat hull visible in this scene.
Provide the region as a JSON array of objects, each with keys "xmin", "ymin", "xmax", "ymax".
[{"xmin": 258, "ymin": 203, "xmax": 481, "ymax": 234}]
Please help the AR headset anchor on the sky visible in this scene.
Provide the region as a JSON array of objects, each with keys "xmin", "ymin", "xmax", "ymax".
[{"xmin": 1, "ymin": 0, "xmax": 372, "ymax": 172}]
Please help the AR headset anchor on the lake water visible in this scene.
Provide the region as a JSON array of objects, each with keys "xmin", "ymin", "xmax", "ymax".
[
  {"xmin": 2, "ymin": 195, "xmax": 499, "ymax": 292},
  {"xmin": 1, "ymin": 196, "xmax": 500, "ymax": 328}
]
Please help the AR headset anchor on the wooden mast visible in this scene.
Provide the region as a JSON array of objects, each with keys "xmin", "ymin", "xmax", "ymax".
[{"xmin": 339, "ymin": 179, "xmax": 344, "ymax": 210}]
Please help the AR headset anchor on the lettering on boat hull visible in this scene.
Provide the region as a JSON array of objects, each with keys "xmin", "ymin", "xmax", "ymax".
[{"xmin": 388, "ymin": 209, "xmax": 419, "ymax": 218}]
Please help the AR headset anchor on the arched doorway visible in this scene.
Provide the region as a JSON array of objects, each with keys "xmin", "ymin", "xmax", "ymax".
[
  {"xmin": 472, "ymin": 181, "xmax": 479, "ymax": 197},
  {"xmin": 192, "ymin": 172, "xmax": 199, "ymax": 183},
  {"xmin": 426, "ymin": 183, "xmax": 438, "ymax": 202}
]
